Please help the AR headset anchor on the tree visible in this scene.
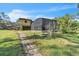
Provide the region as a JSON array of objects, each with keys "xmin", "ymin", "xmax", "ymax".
[
  {"xmin": 56, "ymin": 14, "xmax": 75, "ymax": 33},
  {"xmin": 47, "ymin": 19, "xmax": 58, "ymax": 38},
  {"xmin": 47, "ymin": 20, "xmax": 53, "ymax": 38},
  {"xmin": 69, "ymin": 20, "xmax": 79, "ymax": 33},
  {"xmin": 57, "ymin": 14, "xmax": 79, "ymax": 33},
  {"xmin": 0, "ymin": 12, "xmax": 10, "ymax": 25}
]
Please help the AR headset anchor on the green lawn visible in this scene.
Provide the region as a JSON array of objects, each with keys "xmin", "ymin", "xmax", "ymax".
[
  {"xmin": 0, "ymin": 30, "xmax": 79, "ymax": 56},
  {"xmin": 0, "ymin": 30, "xmax": 23, "ymax": 56},
  {"xmin": 25, "ymin": 31, "xmax": 79, "ymax": 56},
  {"xmin": 33, "ymin": 39, "xmax": 79, "ymax": 56},
  {"xmin": 62, "ymin": 33, "xmax": 79, "ymax": 44}
]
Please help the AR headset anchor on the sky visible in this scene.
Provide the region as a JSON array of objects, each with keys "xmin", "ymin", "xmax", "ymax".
[{"xmin": 0, "ymin": 3, "xmax": 78, "ymax": 22}]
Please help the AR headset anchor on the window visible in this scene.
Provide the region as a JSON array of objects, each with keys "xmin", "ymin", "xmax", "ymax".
[{"xmin": 25, "ymin": 20, "xmax": 27, "ymax": 23}]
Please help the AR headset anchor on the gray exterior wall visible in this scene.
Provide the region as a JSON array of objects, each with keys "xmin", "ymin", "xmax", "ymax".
[
  {"xmin": 31, "ymin": 18, "xmax": 58, "ymax": 31},
  {"xmin": 31, "ymin": 18, "xmax": 43, "ymax": 30}
]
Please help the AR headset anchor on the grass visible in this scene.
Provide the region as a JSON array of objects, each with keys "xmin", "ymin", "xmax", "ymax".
[
  {"xmin": 25, "ymin": 31, "xmax": 79, "ymax": 56},
  {"xmin": 0, "ymin": 30, "xmax": 23, "ymax": 56},
  {"xmin": 32, "ymin": 38, "xmax": 79, "ymax": 56},
  {"xmin": 61, "ymin": 33, "xmax": 79, "ymax": 44},
  {"xmin": 0, "ymin": 30, "xmax": 79, "ymax": 56}
]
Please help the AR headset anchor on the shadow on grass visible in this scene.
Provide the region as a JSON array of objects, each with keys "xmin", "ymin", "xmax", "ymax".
[
  {"xmin": 38, "ymin": 44, "xmax": 79, "ymax": 56},
  {"xmin": 26, "ymin": 33, "xmax": 63, "ymax": 40},
  {"xmin": 60, "ymin": 34, "xmax": 79, "ymax": 44},
  {"xmin": 0, "ymin": 38, "xmax": 24, "ymax": 56},
  {"xmin": 25, "ymin": 32, "xmax": 79, "ymax": 56},
  {"xmin": 39, "ymin": 45, "xmax": 61, "ymax": 50},
  {"xmin": 26, "ymin": 34, "xmax": 48, "ymax": 40},
  {"xmin": 64, "ymin": 45, "xmax": 79, "ymax": 56},
  {"xmin": 0, "ymin": 38, "xmax": 18, "ymax": 44},
  {"xmin": 0, "ymin": 44, "xmax": 23, "ymax": 56}
]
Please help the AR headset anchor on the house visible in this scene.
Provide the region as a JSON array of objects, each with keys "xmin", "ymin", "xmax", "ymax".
[
  {"xmin": 17, "ymin": 18, "xmax": 32, "ymax": 30},
  {"xmin": 31, "ymin": 18, "xmax": 58, "ymax": 31}
]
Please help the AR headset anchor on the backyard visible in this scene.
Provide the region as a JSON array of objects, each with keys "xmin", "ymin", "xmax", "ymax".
[
  {"xmin": 28, "ymin": 31, "xmax": 79, "ymax": 56},
  {"xmin": 0, "ymin": 30, "xmax": 79, "ymax": 56},
  {"xmin": 0, "ymin": 30, "xmax": 23, "ymax": 56}
]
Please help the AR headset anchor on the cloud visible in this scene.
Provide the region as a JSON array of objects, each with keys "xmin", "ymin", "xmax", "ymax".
[
  {"xmin": 23, "ymin": 5, "xmax": 75, "ymax": 13},
  {"xmin": 7, "ymin": 9, "xmax": 54, "ymax": 22},
  {"xmin": 7, "ymin": 5, "xmax": 75, "ymax": 22},
  {"xmin": 7, "ymin": 9, "xmax": 32, "ymax": 22},
  {"xmin": 47, "ymin": 5, "xmax": 75, "ymax": 12},
  {"xmin": 34, "ymin": 15, "xmax": 54, "ymax": 19}
]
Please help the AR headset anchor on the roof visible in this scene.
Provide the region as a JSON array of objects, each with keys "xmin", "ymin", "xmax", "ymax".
[
  {"xmin": 34, "ymin": 18, "xmax": 57, "ymax": 22},
  {"xmin": 18, "ymin": 18, "xmax": 32, "ymax": 21}
]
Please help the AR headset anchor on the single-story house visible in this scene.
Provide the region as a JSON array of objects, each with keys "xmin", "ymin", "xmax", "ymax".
[
  {"xmin": 17, "ymin": 18, "xmax": 32, "ymax": 30},
  {"xmin": 31, "ymin": 18, "xmax": 58, "ymax": 31}
]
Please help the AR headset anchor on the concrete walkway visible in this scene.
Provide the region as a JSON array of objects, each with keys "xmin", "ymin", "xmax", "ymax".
[{"xmin": 18, "ymin": 32, "xmax": 42, "ymax": 56}]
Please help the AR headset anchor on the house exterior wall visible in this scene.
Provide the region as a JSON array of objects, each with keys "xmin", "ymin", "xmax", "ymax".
[
  {"xmin": 31, "ymin": 18, "xmax": 43, "ymax": 30},
  {"xmin": 17, "ymin": 18, "xmax": 32, "ymax": 30},
  {"xmin": 17, "ymin": 18, "xmax": 32, "ymax": 26},
  {"xmin": 31, "ymin": 18, "xmax": 58, "ymax": 31}
]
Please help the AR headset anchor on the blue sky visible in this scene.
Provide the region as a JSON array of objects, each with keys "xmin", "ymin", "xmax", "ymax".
[{"xmin": 0, "ymin": 3, "xmax": 77, "ymax": 22}]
